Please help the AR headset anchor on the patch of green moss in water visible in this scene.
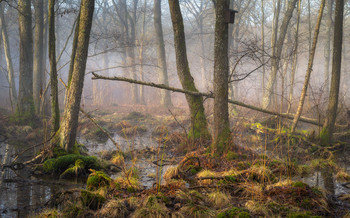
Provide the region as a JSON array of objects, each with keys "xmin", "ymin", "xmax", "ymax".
[{"xmin": 43, "ymin": 154, "xmax": 100, "ymax": 174}]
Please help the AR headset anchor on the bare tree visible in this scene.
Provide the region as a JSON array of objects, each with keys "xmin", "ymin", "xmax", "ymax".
[
  {"xmin": 324, "ymin": 0, "xmax": 334, "ymax": 96},
  {"xmin": 33, "ymin": 0, "xmax": 44, "ymax": 114},
  {"xmin": 0, "ymin": 3, "xmax": 17, "ymax": 109},
  {"xmin": 60, "ymin": 0, "xmax": 95, "ymax": 152},
  {"xmin": 262, "ymin": 0, "xmax": 298, "ymax": 109},
  {"xmin": 291, "ymin": 0, "xmax": 325, "ymax": 133},
  {"xmin": 17, "ymin": 0, "xmax": 35, "ymax": 123},
  {"xmin": 154, "ymin": 0, "xmax": 172, "ymax": 107},
  {"xmin": 168, "ymin": 0, "xmax": 210, "ymax": 140},
  {"xmin": 213, "ymin": 0, "xmax": 230, "ymax": 154},
  {"xmin": 49, "ymin": 0, "xmax": 59, "ymax": 133},
  {"xmin": 321, "ymin": 0, "xmax": 344, "ymax": 144}
]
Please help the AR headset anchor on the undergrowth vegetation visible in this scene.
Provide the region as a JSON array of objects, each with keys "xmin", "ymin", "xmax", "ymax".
[{"xmin": 33, "ymin": 111, "xmax": 350, "ymax": 217}]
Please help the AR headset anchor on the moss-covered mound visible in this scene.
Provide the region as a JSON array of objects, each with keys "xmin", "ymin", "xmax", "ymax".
[
  {"xmin": 86, "ymin": 170, "xmax": 112, "ymax": 191},
  {"xmin": 80, "ymin": 190, "xmax": 106, "ymax": 210},
  {"xmin": 43, "ymin": 154, "xmax": 100, "ymax": 175}
]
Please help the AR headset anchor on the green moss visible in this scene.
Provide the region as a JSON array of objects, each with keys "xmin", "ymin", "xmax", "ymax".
[
  {"xmin": 292, "ymin": 181, "xmax": 307, "ymax": 188},
  {"xmin": 80, "ymin": 190, "xmax": 106, "ymax": 210},
  {"xmin": 43, "ymin": 154, "xmax": 100, "ymax": 174},
  {"xmin": 86, "ymin": 170, "xmax": 111, "ymax": 191},
  {"xmin": 267, "ymin": 201, "xmax": 290, "ymax": 215},
  {"xmin": 187, "ymin": 164, "xmax": 201, "ymax": 175},
  {"xmin": 287, "ymin": 211, "xmax": 322, "ymax": 218},
  {"xmin": 217, "ymin": 207, "xmax": 250, "ymax": 218},
  {"xmin": 226, "ymin": 151, "xmax": 238, "ymax": 160},
  {"xmin": 59, "ymin": 159, "xmax": 85, "ymax": 179}
]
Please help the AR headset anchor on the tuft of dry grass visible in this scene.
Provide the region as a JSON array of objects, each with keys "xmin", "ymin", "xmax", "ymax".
[
  {"xmin": 132, "ymin": 195, "xmax": 170, "ymax": 218},
  {"xmin": 164, "ymin": 166, "xmax": 180, "ymax": 181},
  {"xmin": 111, "ymin": 152, "xmax": 125, "ymax": 166},
  {"xmin": 97, "ymin": 199, "xmax": 128, "ymax": 218},
  {"xmin": 245, "ymin": 200, "xmax": 272, "ymax": 216},
  {"xmin": 336, "ymin": 170, "xmax": 350, "ymax": 182},
  {"xmin": 207, "ymin": 191, "xmax": 231, "ymax": 209}
]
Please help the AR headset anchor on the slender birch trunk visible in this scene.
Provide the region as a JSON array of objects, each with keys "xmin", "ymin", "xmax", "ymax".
[{"xmin": 291, "ymin": 0, "xmax": 325, "ymax": 133}]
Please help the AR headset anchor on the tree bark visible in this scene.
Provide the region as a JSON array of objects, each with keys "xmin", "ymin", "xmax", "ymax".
[
  {"xmin": 262, "ymin": 0, "xmax": 298, "ymax": 109},
  {"xmin": 323, "ymin": 0, "xmax": 334, "ymax": 96},
  {"xmin": 48, "ymin": 0, "xmax": 60, "ymax": 133},
  {"xmin": 60, "ymin": 0, "xmax": 94, "ymax": 152},
  {"xmin": 168, "ymin": 0, "xmax": 210, "ymax": 140},
  {"xmin": 154, "ymin": 0, "xmax": 172, "ymax": 107},
  {"xmin": 287, "ymin": 0, "xmax": 301, "ymax": 114},
  {"xmin": 33, "ymin": 0, "xmax": 44, "ymax": 115},
  {"xmin": 17, "ymin": 0, "xmax": 35, "ymax": 122},
  {"xmin": 213, "ymin": 0, "xmax": 230, "ymax": 154},
  {"xmin": 290, "ymin": 0, "xmax": 325, "ymax": 133},
  {"xmin": 0, "ymin": 3, "xmax": 17, "ymax": 109},
  {"xmin": 321, "ymin": 0, "xmax": 344, "ymax": 144}
]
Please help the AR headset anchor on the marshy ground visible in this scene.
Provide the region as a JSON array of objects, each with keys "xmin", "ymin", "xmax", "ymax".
[{"xmin": 1, "ymin": 105, "xmax": 350, "ymax": 217}]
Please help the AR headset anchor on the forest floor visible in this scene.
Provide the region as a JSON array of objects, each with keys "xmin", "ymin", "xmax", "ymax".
[{"xmin": 1, "ymin": 105, "xmax": 350, "ymax": 217}]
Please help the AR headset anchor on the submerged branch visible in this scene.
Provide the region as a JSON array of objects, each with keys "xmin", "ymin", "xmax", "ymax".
[{"xmin": 91, "ymin": 73, "xmax": 322, "ymax": 126}]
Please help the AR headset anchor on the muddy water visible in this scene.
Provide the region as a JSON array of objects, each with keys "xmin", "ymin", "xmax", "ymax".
[
  {"xmin": 81, "ymin": 133, "xmax": 178, "ymax": 188},
  {"xmin": 0, "ymin": 143, "xmax": 83, "ymax": 218}
]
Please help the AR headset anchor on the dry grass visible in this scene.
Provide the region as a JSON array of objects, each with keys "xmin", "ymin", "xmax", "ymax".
[
  {"xmin": 245, "ymin": 200, "xmax": 272, "ymax": 216},
  {"xmin": 163, "ymin": 166, "xmax": 180, "ymax": 181},
  {"xmin": 132, "ymin": 195, "xmax": 170, "ymax": 218},
  {"xmin": 207, "ymin": 191, "xmax": 231, "ymax": 209},
  {"xmin": 97, "ymin": 199, "xmax": 128, "ymax": 218},
  {"xmin": 111, "ymin": 152, "xmax": 125, "ymax": 166},
  {"xmin": 336, "ymin": 170, "xmax": 350, "ymax": 182}
]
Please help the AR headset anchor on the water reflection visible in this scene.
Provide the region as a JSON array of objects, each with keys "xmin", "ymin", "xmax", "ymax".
[{"xmin": 0, "ymin": 143, "xmax": 82, "ymax": 218}]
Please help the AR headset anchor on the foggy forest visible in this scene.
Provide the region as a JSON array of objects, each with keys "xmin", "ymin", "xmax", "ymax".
[{"xmin": 0, "ymin": 0, "xmax": 350, "ymax": 217}]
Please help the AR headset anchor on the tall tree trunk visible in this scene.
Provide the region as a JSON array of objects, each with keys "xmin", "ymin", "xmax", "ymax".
[
  {"xmin": 324, "ymin": 0, "xmax": 334, "ymax": 96},
  {"xmin": 67, "ymin": 12, "xmax": 81, "ymax": 87},
  {"xmin": 48, "ymin": 0, "xmax": 60, "ymax": 133},
  {"xmin": 17, "ymin": 0, "xmax": 35, "ymax": 123},
  {"xmin": 290, "ymin": 0, "xmax": 325, "ymax": 133},
  {"xmin": 41, "ymin": 0, "xmax": 49, "ymax": 115},
  {"xmin": 287, "ymin": 0, "xmax": 301, "ymax": 114},
  {"xmin": 261, "ymin": 0, "xmax": 266, "ymax": 98},
  {"xmin": 154, "ymin": 0, "xmax": 172, "ymax": 107},
  {"xmin": 138, "ymin": 0, "xmax": 147, "ymax": 105},
  {"xmin": 0, "ymin": 3, "xmax": 17, "ymax": 109},
  {"xmin": 168, "ymin": 0, "xmax": 210, "ymax": 141},
  {"xmin": 60, "ymin": 0, "xmax": 94, "ymax": 152},
  {"xmin": 321, "ymin": 0, "xmax": 344, "ymax": 144},
  {"xmin": 262, "ymin": 0, "xmax": 298, "ymax": 109},
  {"xmin": 33, "ymin": 0, "xmax": 44, "ymax": 114},
  {"xmin": 213, "ymin": 0, "xmax": 230, "ymax": 154}
]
